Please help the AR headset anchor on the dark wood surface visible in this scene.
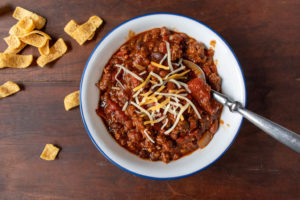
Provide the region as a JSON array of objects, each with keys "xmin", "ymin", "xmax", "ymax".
[{"xmin": 0, "ymin": 0, "xmax": 299, "ymax": 199}]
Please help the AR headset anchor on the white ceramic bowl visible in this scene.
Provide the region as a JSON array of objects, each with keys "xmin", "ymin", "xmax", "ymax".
[{"xmin": 80, "ymin": 13, "xmax": 246, "ymax": 179}]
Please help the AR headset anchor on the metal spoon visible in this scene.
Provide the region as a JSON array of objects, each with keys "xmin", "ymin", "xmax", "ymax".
[{"xmin": 183, "ymin": 59, "xmax": 300, "ymax": 153}]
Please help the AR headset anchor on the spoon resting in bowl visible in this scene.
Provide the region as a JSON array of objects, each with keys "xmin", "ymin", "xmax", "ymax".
[{"xmin": 183, "ymin": 59, "xmax": 300, "ymax": 154}]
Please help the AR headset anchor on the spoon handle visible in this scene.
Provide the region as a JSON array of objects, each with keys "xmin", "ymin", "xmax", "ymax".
[{"xmin": 212, "ymin": 91, "xmax": 300, "ymax": 153}]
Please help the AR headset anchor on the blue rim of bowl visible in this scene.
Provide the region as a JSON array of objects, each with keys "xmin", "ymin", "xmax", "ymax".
[{"xmin": 80, "ymin": 12, "xmax": 247, "ymax": 180}]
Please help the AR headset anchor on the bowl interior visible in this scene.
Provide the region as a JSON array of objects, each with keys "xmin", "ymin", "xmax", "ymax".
[{"xmin": 80, "ymin": 13, "xmax": 246, "ymax": 179}]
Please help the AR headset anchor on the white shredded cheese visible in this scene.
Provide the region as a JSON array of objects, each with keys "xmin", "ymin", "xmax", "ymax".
[
  {"xmin": 159, "ymin": 54, "xmax": 167, "ymax": 65},
  {"xmin": 115, "ymin": 64, "xmax": 143, "ymax": 81},
  {"xmin": 163, "ymin": 103, "xmax": 171, "ymax": 115},
  {"xmin": 164, "ymin": 103, "xmax": 189, "ymax": 135},
  {"xmin": 130, "ymin": 102, "xmax": 153, "ymax": 121},
  {"xmin": 144, "ymin": 129, "xmax": 155, "ymax": 143},
  {"xmin": 161, "ymin": 118, "xmax": 168, "ymax": 130},
  {"xmin": 139, "ymin": 71, "xmax": 147, "ymax": 75},
  {"xmin": 135, "ymin": 96, "xmax": 140, "ymax": 104},
  {"xmin": 133, "ymin": 88, "xmax": 143, "ymax": 98},
  {"xmin": 179, "ymin": 93, "xmax": 188, "ymax": 97},
  {"xmin": 172, "ymin": 58, "xmax": 183, "ymax": 66},
  {"xmin": 112, "ymin": 87, "xmax": 120, "ymax": 90},
  {"xmin": 115, "ymin": 68, "xmax": 125, "ymax": 89},
  {"xmin": 156, "ymin": 115, "xmax": 166, "ymax": 123},
  {"xmin": 169, "ymin": 101, "xmax": 183, "ymax": 108},
  {"xmin": 169, "ymin": 79, "xmax": 182, "ymax": 89},
  {"xmin": 165, "ymin": 41, "xmax": 174, "ymax": 71},
  {"xmin": 150, "ymin": 71, "xmax": 164, "ymax": 90},
  {"xmin": 178, "ymin": 81, "xmax": 191, "ymax": 93},
  {"xmin": 122, "ymin": 101, "xmax": 128, "ymax": 111},
  {"xmin": 150, "ymin": 72, "xmax": 163, "ymax": 85},
  {"xmin": 154, "ymin": 92, "xmax": 201, "ymax": 119},
  {"xmin": 165, "ymin": 65, "xmax": 185, "ymax": 79}
]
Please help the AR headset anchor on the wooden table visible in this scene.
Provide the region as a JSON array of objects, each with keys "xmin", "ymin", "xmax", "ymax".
[{"xmin": 1, "ymin": 0, "xmax": 299, "ymax": 199}]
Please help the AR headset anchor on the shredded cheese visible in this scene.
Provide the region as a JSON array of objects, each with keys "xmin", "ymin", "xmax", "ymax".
[
  {"xmin": 150, "ymin": 72, "xmax": 163, "ymax": 85},
  {"xmin": 133, "ymin": 63, "xmax": 145, "ymax": 70},
  {"xmin": 140, "ymin": 90, "xmax": 153, "ymax": 97},
  {"xmin": 169, "ymin": 79, "xmax": 181, "ymax": 88},
  {"xmin": 161, "ymin": 119, "xmax": 168, "ymax": 130},
  {"xmin": 148, "ymin": 97, "xmax": 170, "ymax": 111},
  {"xmin": 130, "ymin": 102, "xmax": 153, "ymax": 121},
  {"xmin": 165, "ymin": 65, "xmax": 185, "ymax": 79},
  {"xmin": 115, "ymin": 64, "xmax": 143, "ymax": 81},
  {"xmin": 180, "ymin": 115, "xmax": 184, "ymax": 121},
  {"xmin": 133, "ymin": 73, "xmax": 151, "ymax": 92},
  {"xmin": 135, "ymin": 96, "xmax": 140, "ymax": 105},
  {"xmin": 178, "ymin": 81, "xmax": 191, "ymax": 93},
  {"xmin": 111, "ymin": 87, "xmax": 120, "ymax": 90},
  {"xmin": 144, "ymin": 129, "xmax": 155, "ymax": 143},
  {"xmin": 163, "ymin": 103, "xmax": 171, "ymax": 115},
  {"xmin": 159, "ymin": 54, "xmax": 167, "ymax": 64},
  {"xmin": 122, "ymin": 101, "xmax": 128, "ymax": 111},
  {"xmin": 156, "ymin": 115, "xmax": 166, "ymax": 123},
  {"xmin": 165, "ymin": 70, "xmax": 190, "ymax": 80},
  {"xmin": 164, "ymin": 103, "xmax": 189, "ymax": 135},
  {"xmin": 115, "ymin": 68, "xmax": 125, "ymax": 89},
  {"xmin": 151, "ymin": 61, "xmax": 169, "ymax": 70},
  {"xmin": 144, "ymin": 120, "xmax": 158, "ymax": 125},
  {"xmin": 133, "ymin": 88, "xmax": 143, "ymax": 98},
  {"xmin": 154, "ymin": 92, "xmax": 201, "ymax": 119},
  {"xmin": 139, "ymin": 71, "xmax": 147, "ymax": 75},
  {"xmin": 165, "ymin": 41, "xmax": 174, "ymax": 71}
]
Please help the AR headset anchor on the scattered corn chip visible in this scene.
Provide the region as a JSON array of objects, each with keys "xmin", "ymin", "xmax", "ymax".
[
  {"xmin": 13, "ymin": 7, "xmax": 46, "ymax": 29},
  {"xmin": 20, "ymin": 30, "xmax": 51, "ymax": 40},
  {"xmin": 9, "ymin": 24, "xmax": 30, "ymax": 37},
  {"xmin": 64, "ymin": 20, "xmax": 78, "ymax": 33},
  {"xmin": 40, "ymin": 144, "xmax": 60, "ymax": 161},
  {"xmin": 64, "ymin": 90, "xmax": 79, "ymax": 111},
  {"xmin": 0, "ymin": 53, "xmax": 33, "ymax": 69},
  {"xmin": 17, "ymin": 17, "xmax": 35, "ymax": 32},
  {"xmin": 64, "ymin": 16, "xmax": 103, "ymax": 45},
  {"xmin": 88, "ymin": 32, "xmax": 95, "ymax": 40},
  {"xmin": 36, "ymin": 38, "xmax": 67, "ymax": 67},
  {"xmin": 4, "ymin": 42, "xmax": 27, "ymax": 54},
  {"xmin": 20, "ymin": 31, "xmax": 50, "ymax": 48},
  {"xmin": 38, "ymin": 40, "xmax": 50, "ymax": 56},
  {"xmin": 0, "ymin": 81, "xmax": 20, "ymax": 98},
  {"xmin": 4, "ymin": 35, "xmax": 21, "ymax": 49}
]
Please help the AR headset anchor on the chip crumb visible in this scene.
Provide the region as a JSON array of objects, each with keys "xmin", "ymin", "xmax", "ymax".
[
  {"xmin": 64, "ymin": 15, "xmax": 103, "ymax": 45},
  {"xmin": 0, "ymin": 81, "xmax": 20, "ymax": 98},
  {"xmin": 40, "ymin": 144, "xmax": 60, "ymax": 161},
  {"xmin": 36, "ymin": 38, "xmax": 68, "ymax": 67},
  {"xmin": 0, "ymin": 53, "xmax": 33, "ymax": 69},
  {"xmin": 13, "ymin": 7, "xmax": 46, "ymax": 29},
  {"xmin": 64, "ymin": 90, "xmax": 80, "ymax": 111}
]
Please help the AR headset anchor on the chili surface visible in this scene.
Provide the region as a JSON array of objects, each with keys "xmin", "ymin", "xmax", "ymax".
[{"xmin": 97, "ymin": 27, "xmax": 222, "ymax": 163}]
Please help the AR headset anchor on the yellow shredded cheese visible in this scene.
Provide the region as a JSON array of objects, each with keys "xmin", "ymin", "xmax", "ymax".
[
  {"xmin": 133, "ymin": 73, "xmax": 151, "ymax": 92},
  {"xmin": 165, "ymin": 70, "xmax": 190, "ymax": 80},
  {"xmin": 180, "ymin": 115, "xmax": 184, "ymax": 121},
  {"xmin": 144, "ymin": 120, "xmax": 158, "ymax": 125},
  {"xmin": 148, "ymin": 97, "xmax": 170, "ymax": 111},
  {"xmin": 151, "ymin": 61, "xmax": 169, "ymax": 70},
  {"xmin": 140, "ymin": 90, "xmax": 153, "ymax": 97}
]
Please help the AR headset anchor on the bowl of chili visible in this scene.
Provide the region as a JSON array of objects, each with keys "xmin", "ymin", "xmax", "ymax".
[{"xmin": 80, "ymin": 13, "xmax": 246, "ymax": 179}]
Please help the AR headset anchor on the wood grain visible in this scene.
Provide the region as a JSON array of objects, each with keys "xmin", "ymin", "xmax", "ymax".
[{"xmin": 0, "ymin": 0, "xmax": 299, "ymax": 199}]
